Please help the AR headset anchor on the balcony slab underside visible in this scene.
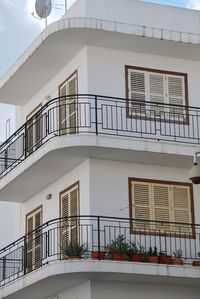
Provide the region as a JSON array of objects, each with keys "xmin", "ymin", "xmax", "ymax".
[
  {"xmin": 0, "ymin": 135, "xmax": 196, "ymax": 202},
  {"xmin": 1, "ymin": 260, "xmax": 200, "ymax": 299}
]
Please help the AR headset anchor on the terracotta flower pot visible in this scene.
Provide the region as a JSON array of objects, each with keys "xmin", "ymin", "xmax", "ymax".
[
  {"xmin": 171, "ymin": 258, "xmax": 183, "ymax": 265},
  {"xmin": 148, "ymin": 255, "xmax": 159, "ymax": 263},
  {"xmin": 159, "ymin": 255, "xmax": 172, "ymax": 264},
  {"xmin": 131, "ymin": 253, "xmax": 142, "ymax": 262},
  {"xmin": 193, "ymin": 261, "xmax": 200, "ymax": 267},
  {"xmin": 91, "ymin": 251, "xmax": 106, "ymax": 260},
  {"xmin": 112, "ymin": 253, "xmax": 126, "ymax": 261}
]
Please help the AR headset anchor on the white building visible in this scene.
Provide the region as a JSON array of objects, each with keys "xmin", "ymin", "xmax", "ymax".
[{"xmin": 0, "ymin": 0, "xmax": 200, "ymax": 298}]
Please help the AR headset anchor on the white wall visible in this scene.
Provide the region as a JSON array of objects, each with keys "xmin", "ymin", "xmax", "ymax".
[
  {"xmin": 58, "ymin": 281, "xmax": 91, "ymax": 299},
  {"xmin": 20, "ymin": 159, "xmax": 90, "ymax": 235},
  {"xmin": 89, "ymin": 158, "xmax": 200, "ymax": 223},
  {"xmin": 66, "ymin": 0, "xmax": 200, "ymax": 34},
  {"xmin": 87, "ymin": 45, "xmax": 200, "ymax": 107},
  {"xmin": 0, "ymin": 202, "xmax": 21, "ymax": 248},
  {"xmin": 91, "ymin": 281, "xmax": 200, "ymax": 299},
  {"xmin": 17, "ymin": 46, "xmax": 88, "ymax": 127}
]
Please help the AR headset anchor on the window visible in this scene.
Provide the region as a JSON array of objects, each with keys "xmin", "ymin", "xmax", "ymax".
[
  {"xmin": 125, "ymin": 66, "xmax": 188, "ymax": 121},
  {"xmin": 59, "ymin": 182, "xmax": 80, "ymax": 253},
  {"xmin": 26, "ymin": 206, "xmax": 42, "ymax": 272},
  {"xmin": 59, "ymin": 71, "xmax": 78, "ymax": 135},
  {"xmin": 129, "ymin": 178, "xmax": 194, "ymax": 236}
]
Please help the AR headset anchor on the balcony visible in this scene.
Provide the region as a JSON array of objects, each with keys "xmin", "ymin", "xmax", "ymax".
[
  {"xmin": 1, "ymin": 215, "xmax": 200, "ymax": 293},
  {"xmin": 0, "ymin": 94, "xmax": 200, "ymax": 181}
]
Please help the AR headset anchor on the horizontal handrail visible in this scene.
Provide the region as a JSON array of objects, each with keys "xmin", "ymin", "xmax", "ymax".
[
  {"xmin": 0, "ymin": 215, "xmax": 200, "ymax": 287},
  {"xmin": 0, "ymin": 94, "xmax": 200, "ymax": 179}
]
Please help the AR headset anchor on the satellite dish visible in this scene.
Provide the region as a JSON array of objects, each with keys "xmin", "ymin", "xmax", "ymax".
[{"xmin": 35, "ymin": 0, "xmax": 52, "ymax": 19}]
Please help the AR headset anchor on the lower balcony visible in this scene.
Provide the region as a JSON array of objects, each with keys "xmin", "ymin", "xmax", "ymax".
[{"xmin": 1, "ymin": 215, "xmax": 200, "ymax": 298}]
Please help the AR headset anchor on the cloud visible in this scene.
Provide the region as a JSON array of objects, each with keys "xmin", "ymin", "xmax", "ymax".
[{"xmin": 186, "ymin": 0, "xmax": 200, "ymax": 9}]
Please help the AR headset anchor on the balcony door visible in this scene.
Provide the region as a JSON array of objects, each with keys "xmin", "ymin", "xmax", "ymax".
[
  {"xmin": 59, "ymin": 182, "xmax": 79, "ymax": 257},
  {"xmin": 26, "ymin": 206, "xmax": 42, "ymax": 272},
  {"xmin": 59, "ymin": 72, "xmax": 78, "ymax": 135}
]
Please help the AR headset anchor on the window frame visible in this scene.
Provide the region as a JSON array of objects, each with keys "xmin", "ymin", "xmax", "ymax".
[
  {"xmin": 128, "ymin": 177, "xmax": 195, "ymax": 238},
  {"xmin": 125, "ymin": 65, "xmax": 189, "ymax": 124}
]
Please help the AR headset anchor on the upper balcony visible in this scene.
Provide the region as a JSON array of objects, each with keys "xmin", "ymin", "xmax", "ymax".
[
  {"xmin": 1, "ymin": 215, "xmax": 200, "ymax": 299},
  {"xmin": 0, "ymin": 94, "xmax": 199, "ymax": 202}
]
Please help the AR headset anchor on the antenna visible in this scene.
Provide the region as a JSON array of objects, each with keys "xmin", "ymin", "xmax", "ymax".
[{"xmin": 35, "ymin": 0, "xmax": 52, "ymax": 27}]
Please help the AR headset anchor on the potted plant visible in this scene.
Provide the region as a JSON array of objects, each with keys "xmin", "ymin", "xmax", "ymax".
[
  {"xmin": 193, "ymin": 252, "xmax": 200, "ymax": 267},
  {"xmin": 172, "ymin": 249, "xmax": 183, "ymax": 265},
  {"xmin": 147, "ymin": 246, "xmax": 159, "ymax": 263},
  {"xmin": 61, "ymin": 242, "xmax": 86, "ymax": 259},
  {"xmin": 159, "ymin": 251, "xmax": 172, "ymax": 264},
  {"xmin": 91, "ymin": 249, "xmax": 106, "ymax": 260},
  {"xmin": 129, "ymin": 242, "xmax": 145, "ymax": 262},
  {"xmin": 107, "ymin": 234, "xmax": 129, "ymax": 261}
]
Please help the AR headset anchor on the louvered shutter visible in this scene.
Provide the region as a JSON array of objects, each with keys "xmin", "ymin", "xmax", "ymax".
[
  {"xmin": 128, "ymin": 70, "xmax": 146, "ymax": 114},
  {"xmin": 27, "ymin": 216, "xmax": 34, "ymax": 271},
  {"xmin": 172, "ymin": 185, "xmax": 192, "ymax": 234},
  {"xmin": 60, "ymin": 84, "xmax": 67, "ymax": 133},
  {"xmin": 34, "ymin": 211, "xmax": 42, "ymax": 269},
  {"xmin": 60, "ymin": 184, "xmax": 79, "ymax": 256},
  {"xmin": 152, "ymin": 184, "xmax": 170, "ymax": 231},
  {"xmin": 26, "ymin": 207, "xmax": 42, "ymax": 272},
  {"xmin": 60, "ymin": 192, "xmax": 69, "ymax": 253},
  {"xmin": 167, "ymin": 75, "xmax": 185, "ymax": 120},
  {"xmin": 131, "ymin": 181, "xmax": 151, "ymax": 230},
  {"xmin": 149, "ymin": 73, "xmax": 165, "ymax": 116},
  {"xmin": 68, "ymin": 76, "xmax": 77, "ymax": 133}
]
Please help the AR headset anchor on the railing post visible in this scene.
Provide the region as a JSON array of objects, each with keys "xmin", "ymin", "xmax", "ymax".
[
  {"xmin": 24, "ymin": 123, "xmax": 27, "ymax": 159},
  {"xmin": 95, "ymin": 96, "xmax": 98, "ymax": 135},
  {"xmin": 2, "ymin": 256, "xmax": 6, "ymax": 281},
  {"xmin": 97, "ymin": 216, "xmax": 100, "ymax": 260},
  {"xmin": 23, "ymin": 236, "xmax": 27, "ymax": 275}
]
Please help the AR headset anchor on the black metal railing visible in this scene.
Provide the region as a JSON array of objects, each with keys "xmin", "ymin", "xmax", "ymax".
[
  {"xmin": 0, "ymin": 94, "xmax": 200, "ymax": 178},
  {"xmin": 0, "ymin": 215, "xmax": 200, "ymax": 287}
]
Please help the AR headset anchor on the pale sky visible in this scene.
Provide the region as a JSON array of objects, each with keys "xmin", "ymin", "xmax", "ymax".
[{"xmin": 0, "ymin": 0, "xmax": 199, "ymax": 141}]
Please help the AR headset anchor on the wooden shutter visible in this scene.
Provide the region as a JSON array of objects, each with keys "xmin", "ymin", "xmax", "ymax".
[
  {"xmin": 167, "ymin": 75, "xmax": 185, "ymax": 120},
  {"xmin": 130, "ymin": 179, "xmax": 193, "ymax": 235},
  {"xmin": 152, "ymin": 184, "xmax": 170, "ymax": 231},
  {"xmin": 172, "ymin": 185, "xmax": 192, "ymax": 234},
  {"xmin": 131, "ymin": 181, "xmax": 151, "ymax": 230},
  {"xmin": 60, "ymin": 183, "xmax": 79, "ymax": 256},
  {"xmin": 128, "ymin": 70, "xmax": 146, "ymax": 114},
  {"xmin": 26, "ymin": 207, "xmax": 42, "ymax": 272},
  {"xmin": 59, "ymin": 72, "xmax": 77, "ymax": 134}
]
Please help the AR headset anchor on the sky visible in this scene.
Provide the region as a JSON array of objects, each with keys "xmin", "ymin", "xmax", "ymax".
[{"xmin": 0, "ymin": 0, "xmax": 199, "ymax": 140}]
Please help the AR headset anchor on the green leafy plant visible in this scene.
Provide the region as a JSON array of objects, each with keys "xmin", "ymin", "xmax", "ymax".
[
  {"xmin": 61, "ymin": 242, "xmax": 86, "ymax": 258},
  {"xmin": 148, "ymin": 246, "xmax": 158, "ymax": 256},
  {"xmin": 107, "ymin": 235, "xmax": 129, "ymax": 254},
  {"xmin": 173, "ymin": 249, "xmax": 182, "ymax": 258}
]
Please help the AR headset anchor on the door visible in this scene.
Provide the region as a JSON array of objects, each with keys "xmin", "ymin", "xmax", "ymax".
[
  {"xmin": 59, "ymin": 72, "xmax": 78, "ymax": 135},
  {"xmin": 60, "ymin": 183, "xmax": 79, "ymax": 257},
  {"xmin": 26, "ymin": 207, "xmax": 42, "ymax": 272}
]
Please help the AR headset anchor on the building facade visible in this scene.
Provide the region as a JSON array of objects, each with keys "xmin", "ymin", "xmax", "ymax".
[{"xmin": 0, "ymin": 0, "xmax": 200, "ymax": 298}]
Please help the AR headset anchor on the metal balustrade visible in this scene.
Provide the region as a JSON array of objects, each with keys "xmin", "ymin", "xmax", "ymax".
[
  {"xmin": 0, "ymin": 94, "xmax": 200, "ymax": 179},
  {"xmin": 0, "ymin": 215, "xmax": 200, "ymax": 287}
]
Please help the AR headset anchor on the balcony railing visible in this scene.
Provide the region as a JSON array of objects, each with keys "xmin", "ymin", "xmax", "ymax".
[
  {"xmin": 0, "ymin": 215, "xmax": 200, "ymax": 287},
  {"xmin": 0, "ymin": 94, "xmax": 200, "ymax": 178}
]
